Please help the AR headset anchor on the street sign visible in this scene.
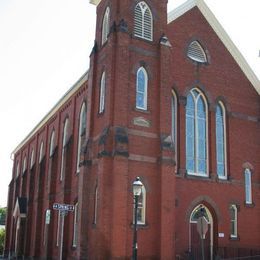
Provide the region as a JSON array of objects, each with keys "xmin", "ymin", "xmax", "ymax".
[
  {"xmin": 197, "ymin": 216, "xmax": 208, "ymax": 239},
  {"xmin": 53, "ymin": 203, "xmax": 74, "ymax": 212}
]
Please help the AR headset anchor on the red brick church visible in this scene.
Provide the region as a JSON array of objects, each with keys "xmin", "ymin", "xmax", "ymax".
[{"xmin": 4, "ymin": 0, "xmax": 260, "ymax": 259}]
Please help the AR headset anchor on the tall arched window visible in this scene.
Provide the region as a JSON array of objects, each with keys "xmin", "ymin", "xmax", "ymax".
[
  {"xmin": 230, "ymin": 204, "xmax": 238, "ymax": 238},
  {"xmin": 93, "ymin": 186, "xmax": 98, "ymax": 225},
  {"xmin": 134, "ymin": 1, "xmax": 153, "ymax": 41},
  {"xmin": 134, "ymin": 185, "xmax": 146, "ymax": 225},
  {"xmin": 49, "ymin": 130, "xmax": 55, "ymax": 157},
  {"xmin": 77, "ymin": 102, "xmax": 87, "ymax": 173},
  {"xmin": 39, "ymin": 141, "xmax": 44, "ymax": 164},
  {"xmin": 186, "ymin": 88, "xmax": 208, "ymax": 176},
  {"xmin": 30, "ymin": 149, "xmax": 35, "ymax": 170},
  {"xmin": 16, "ymin": 161, "xmax": 20, "ymax": 177},
  {"xmin": 216, "ymin": 102, "xmax": 227, "ymax": 179},
  {"xmin": 72, "ymin": 202, "xmax": 78, "ymax": 247},
  {"xmin": 244, "ymin": 168, "xmax": 252, "ymax": 204},
  {"xmin": 102, "ymin": 7, "xmax": 110, "ymax": 45},
  {"xmin": 60, "ymin": 118, "xmax": 69, "ymax": 181},
  {"xmin": 99, "ymin": 72, "xmax": 106, "ymax": 113},
  {"xmin": 136, "ymin": 67, "xmax": 148, "ymax": 110},
  {"xmin": 172, "ymin": 90, "xmax": 178, "ymax": 171},
  {"xmin": 22, "ymin": 156, "xmax": 27, "ymax": 173}
]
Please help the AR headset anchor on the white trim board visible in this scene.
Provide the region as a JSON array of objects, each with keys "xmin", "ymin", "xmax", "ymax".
[{"xmin": 12, "ymin": 71, "xmax": 89, "ymax": 155}]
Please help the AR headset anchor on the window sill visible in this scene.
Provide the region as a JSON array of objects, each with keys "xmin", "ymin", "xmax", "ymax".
[
  {"xmin": 71, "ymin": 245, "xmax": 77, "ymax": 250},
  {"xmin": 134, "ymin": 107, "xmax": 150, "ymax": 114},
  {"xmin": 244, "ymin": 202, "xmax": 255, "ymax": 208},
  {"xmin": 130, "ymin": 223, "xmax": 149, "ymax": 229},
  {"xmin": 132, "ymin": 35, "xmax": 153, "ymax": 44},
  {"xmin": 229, "ymin": 235, "xmax": 240, "ymax": 241},
  {"xmin": 186, "ymin": 172, "xmax": 209, "ymax": 179}
]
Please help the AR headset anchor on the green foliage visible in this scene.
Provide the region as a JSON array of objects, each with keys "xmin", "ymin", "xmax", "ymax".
[
  {"xmin": 0, "ymin": 207, "xmax": 6, "ymax": 226},
  {"xmin": 0, "ymin": 228, "xmax": 5, "ymax": 255}
]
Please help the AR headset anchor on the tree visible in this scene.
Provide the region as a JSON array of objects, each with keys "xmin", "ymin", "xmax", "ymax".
[
  {"xmin": 0, "ymin": 207, "xmax": 6, "ymax": 226},
  {"xmin": 0, "ymin": 228, "xmax": 5, "ymax": 255}
]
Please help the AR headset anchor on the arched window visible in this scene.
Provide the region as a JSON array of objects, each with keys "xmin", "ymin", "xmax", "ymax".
[
  {"xmin": 16, "ymin": 161, "xmax": 20, "ymax": 177},
  {"xmin": 102, "ymin": 7, "xmax": 110, "ymax": 45},
  {"xmin": 186, "ymin": 88, "xmax": 208, "ymax": 176},
  {"xmin": 60, "ymin": 118, "xmax": 69, "ymax": 181},
  {"xmin": 77, "ymin": 102, "xmax": 87, "ymax": 173},
  {"xmin": 30, "ymin": 149, "xmax": 35, "ymax": 169},
  {"xmin": 99, "ymin": 72, "xmax": 106, "ymax": 113},
  {"xmin": 187, "ymin": 41, "xmax": 207, "ymax": 63},
  {"xmin": 230, "ymin": 204, "xmax": 238, "ymax": 238},
  {"xmin": 134, "ymin": 1, "xmax": 153, "ymax": 41},
  {"xmin": 39, "ymin": 141, "xmax": 44, "ymax": 164},
  {"xmin": 216, "ymin": 102, "xmax": 227, "ymax": 179},
  {"xmin": 244, "ymin": 168, "xmax": 252, "ymax": 204},
  {"xmin": 93, "ymin": 186, "xmax": 98, "ymax": 224},
  {"xmin": 72, "ymin": 202, "xmax": 78, "ymax": 247},
  {"xmin": 136, "ymin": 67, "xmax": 148, "ymax": 110},
  {"xmin": 22, "ymin": 156, "xmax": 27, "ymax": 173},
  {"xmin": 172, "ymin": 90, "xmax": 178, "ymax": 171},
  {"xmin": 49, "ymin": 130, "xmax": 55, "ymax": 157},
  {"xmin": 134, "ymin": 185, "xmax": 146, "ymax": 225}
]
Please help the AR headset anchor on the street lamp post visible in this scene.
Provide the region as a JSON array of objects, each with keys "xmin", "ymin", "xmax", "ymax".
[{"xmin": 132, "ymin": 177, "xmax": 143, "ymax": 260}]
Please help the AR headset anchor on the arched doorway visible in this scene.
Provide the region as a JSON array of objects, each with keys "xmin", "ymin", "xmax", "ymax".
[{"xmin": 189, "ymin": 204, "xmax": 214, "ymax": 260}]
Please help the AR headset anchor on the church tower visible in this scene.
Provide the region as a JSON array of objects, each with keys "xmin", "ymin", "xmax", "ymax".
[{"xmin": 78, "ymin": 0, "xmax": 175, "ymax": 259}]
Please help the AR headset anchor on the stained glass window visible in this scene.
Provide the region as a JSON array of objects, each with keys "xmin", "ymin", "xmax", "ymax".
[
  {"xmin": 216, "ymin": 103, "xmax": 226, "ymax": 178},
  {"xmin": 186, "ymin": 89, "xmax": 207, "ymax": 175},
  {"xmin": 136, "ymin": 67, "xmax": 148, "ymax": 110},
  {"xmin": 102, "ymin": 7, "xmax": 110, "ymax": 45},
  {"xmin": 245, "ymin": 168, "xmax": 252, "ymax": 204},
  {"xmin": 99, "ymin": 72, "xmax": 106, "ymax": 113}
]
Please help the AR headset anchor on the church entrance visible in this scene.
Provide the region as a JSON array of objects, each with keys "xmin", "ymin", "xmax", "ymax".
[{"xmin": 189, "ymin": 204, "xmax": 214, "ymax": 260}]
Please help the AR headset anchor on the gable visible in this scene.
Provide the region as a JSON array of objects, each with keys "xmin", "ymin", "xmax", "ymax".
[{"xmin": 168, "ymin": 0, "xmax": 260, "ymax": 94}]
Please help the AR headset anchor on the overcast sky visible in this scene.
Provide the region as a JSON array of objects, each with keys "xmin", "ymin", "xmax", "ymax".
[{"xmin": 0, "ymin": 0, "xmax": 259, "ymax": 207}]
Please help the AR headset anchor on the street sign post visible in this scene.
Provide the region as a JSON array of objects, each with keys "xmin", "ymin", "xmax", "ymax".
[
  {"xmin": 197, "ymin": 216, "xmax": 208, "ymax": 260},
  {"xmin": 53, "ymin": 203, "xmax": 74, "ymax": 260}
]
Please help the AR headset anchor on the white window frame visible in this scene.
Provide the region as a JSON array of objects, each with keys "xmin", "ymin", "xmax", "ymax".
[
  {"xmin": 230, "ymin": 204, "xmax": 238, "ymax": 238},
  {"xmin": 60, "ymin": 119, "xmax": 69, "ymax": 181},
  {"xmin": 30, "ymin": 149, "xmax": 35, "ymax": 170},
  {"xmin": 133, "ymin": 185, "xmax": 146, "ymax": 225},
  {"xmin": 93, "ymin": 186, "xmax": 98, "ymax": 224},
  {"xmin": 56, "ymin": 212, "xmax": 60, "ymax": 246},
  {"xmin": 99, "ymin": 72, "xmax": 106, "ymax": 113},
  {"xmin": 171, "ymin": 90, "xmax": 178, "ymax": 172},
  {"xmin": 44, "ymin": 209, "xmax": 51, "ymax": 246},
  {"xmin": 49, "ymin": 130, "xmax": 55, "ymax": 157},
  {"xmin": 22, "ymin": 156, "xmax": 27, "ymax": 173},
  {"xmin": 77, "ymin": 103, "xmax": 86, "ymax": 173},
  {"xmin": 16, "ymin": 161, "xmax": 20, "ymax": 177},
  {"xmin": 186, "ymin": 88, "xmax": 209, "ymax": 177},
  {"xmin": 216, "ymin": 102, "xmax": 227, "ymax": 180},
  {"xmin": 136, "ymin": 67, "xmax": 148, "ymax": 110},
  {"xmin": 134, "ymin": 1, "xmax": 153, "ymax": 41},
  {"xmin": 72, "ymin": 202, "xmax": 78, "ymax": 247},
  {"xmin": 245, "ymin": 168, "xmax": 252, "ymax": 204},
  {"xmin": 102, "ymin": 7, "xmax": 110, "ymax": 45},
  {"xmin": 39, "ymin": 141, "xmax": 44, "ymax": 164}
]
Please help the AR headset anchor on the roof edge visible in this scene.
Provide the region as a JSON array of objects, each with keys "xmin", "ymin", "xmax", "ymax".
[
  {"xmin": 12, "ymin": 71, "xmax": 89, "ymax": 155},
  {"xmin": 168, "ymin": 0, "xmax": 260, "ymax": 94}
]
